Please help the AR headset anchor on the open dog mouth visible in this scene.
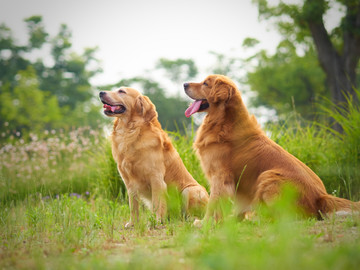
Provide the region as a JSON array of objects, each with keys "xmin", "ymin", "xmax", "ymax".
[
  {"xmin": 185, "ymin": 99, "xmax": 209, "ymax": 118},
  {"xmin": 102, "ymin": 102, "xmax": 126, "ymax": 115}
]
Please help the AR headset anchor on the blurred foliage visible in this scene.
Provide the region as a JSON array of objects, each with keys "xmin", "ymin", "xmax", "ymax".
[
  {"xmin": 0, "ymin": 66, "xmax": 62, "ymax": 133},
  {"xmin": 24, "ymin": 15, "xmax": 48, "ymax": 49},
  {"xmin": 251, "ymin": 0, "xmax": 360, "ymax": 116},
  {"xmin": 0, "ymin": 16, "xmax": 102, "ymax": 140},
  {"xmin": 156, "ymin": 58, "xmax": 198, "ymax": 83},
  {"xmin": 242, "ymin": 37, "xmax": 260, "ymax": 48},
  {"xmin": 245, "ymin": 40, "xmax": 328, "ymax": 119},
  {"xmin": 208, "ymin": 51, "xmax": 242, "ymax": 79},
  {"xmin": 252, "ymin": 0, "xmax": 352, "ymax": 49}
]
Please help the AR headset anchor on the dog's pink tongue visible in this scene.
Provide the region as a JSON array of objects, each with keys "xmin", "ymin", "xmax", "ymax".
[
  {"xmin": 185, "ymin": 100, "xmax": 202, "ymax": 118},
  {"xmin": 103, "ymin": 104, "xmax": 117, "ymax": 112}
]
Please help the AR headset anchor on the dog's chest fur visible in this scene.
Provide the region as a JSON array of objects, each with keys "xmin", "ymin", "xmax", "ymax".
[{"xmin": 111, "ymin": 124, "xmax": 164, "ymax": 189}]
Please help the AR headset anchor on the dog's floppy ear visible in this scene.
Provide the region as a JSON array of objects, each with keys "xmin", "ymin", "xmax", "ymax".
[
  {"xmin": 208, "ymin": 77, "xmax": 236, "ymax": 104},
  {"xmin": 135, "ymin": 95, "xmax": 157, "ymax": 122}
]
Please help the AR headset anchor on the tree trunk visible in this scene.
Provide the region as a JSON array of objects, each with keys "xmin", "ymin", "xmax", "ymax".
[
  {"xmin": 325, "ymin": 53, "xmax": 357, "ymax": 107},
  {"xmin": 306, "ymin": 2, "xmax": 360, "ymax": 132}
]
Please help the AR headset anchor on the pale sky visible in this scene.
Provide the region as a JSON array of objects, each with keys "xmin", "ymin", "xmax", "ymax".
[{"xmin": 0, "ymin": 0, "xmax": 282, "ymax": 89}]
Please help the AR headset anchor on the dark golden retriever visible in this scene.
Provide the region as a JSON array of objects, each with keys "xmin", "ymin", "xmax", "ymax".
[
  {"xmin": 184, "ymin": 74, "xmax": 359, "ymax": 221},
  {"xmin": 100, "ymin": 87, "xmax": 209, "ymax": 227}
]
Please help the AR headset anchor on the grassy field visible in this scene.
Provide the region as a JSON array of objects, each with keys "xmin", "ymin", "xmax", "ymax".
[
  {"xmin": 1, "ymin": 195, "xmax": 360, "ymax": 270},
  {"xmin": 1, "ymin": 95, "xmax": 360, "ymax": 269}
]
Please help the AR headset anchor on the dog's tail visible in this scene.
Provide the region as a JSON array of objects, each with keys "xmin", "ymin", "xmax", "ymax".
[{"xmin": 317, "ymin": 194, "xmax": 360, "ymax": 216}]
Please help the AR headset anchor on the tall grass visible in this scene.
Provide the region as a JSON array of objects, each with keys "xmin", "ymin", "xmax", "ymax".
[
  {"xmin": 168, "ymin": 124, "xmax": 208, "ymax": 190},
  {"xmin": 267, "ymin": 89, "xmax": 360, "ymax": 200},
  {"xmin": 318, "ymin": 89, "xmax": 360, "ymax": 200}
]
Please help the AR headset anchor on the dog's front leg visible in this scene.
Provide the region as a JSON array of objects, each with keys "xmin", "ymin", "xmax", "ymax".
[
  {"xmin": 125, "ymin": 191, "xmax": 139, "ymax": 228},
  {"xmin": 150, "ymin": 176, "xmax": 167, "ymax": 223},
  {"xmin": 204, "ymin": 172, "xmax": 235, "ymax": 222}
]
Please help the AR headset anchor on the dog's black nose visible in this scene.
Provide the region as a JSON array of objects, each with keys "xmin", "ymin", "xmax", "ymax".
[
  {"xmin": 99, "ymin": 91, "xmax": 105, "ymax": 98},
  {"xmin": 183, "ymin": 83, "xmax": 189, "ymax": 90}
]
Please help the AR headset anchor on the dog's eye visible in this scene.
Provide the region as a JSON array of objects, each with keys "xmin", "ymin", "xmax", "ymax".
[
  {"xmin": 203, "ymin": 82, "xmax": 208, "ymax": 86},
  {"xmin": 118, "ymin": 89, "xmax": 126, "ymax": 94}
]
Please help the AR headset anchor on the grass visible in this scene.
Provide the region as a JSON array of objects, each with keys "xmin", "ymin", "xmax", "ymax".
[
  {"xmin": 1, "ymin": 193, "xmax": 359, "ymax": 269},
  {"xmin": 1, "ymin": 93, "xmax": 360, "ymax": 269}
]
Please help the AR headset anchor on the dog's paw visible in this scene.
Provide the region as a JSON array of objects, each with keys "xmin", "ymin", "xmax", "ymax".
[
  {"xmin": 244, "ymin": 211, "xmax": 256, "ymax": 221},
  {"xmin": 125, "ymin": 221, "xmax": 134, "ymax": 229},
  {"xmin": 193, "ymin": 218, "xmax": 203, "ymax": 228}
]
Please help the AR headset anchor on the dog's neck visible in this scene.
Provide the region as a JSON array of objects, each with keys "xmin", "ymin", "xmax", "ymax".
[
  {"xmin": 206, "ymin": 92, "xmax": 253, "ymax": 126},
  {"xmin": 112, "ymin": 116, "xmax": 162, "ymax": 138},
  {"xmin": 112, "ymin": 117, "xmax": 127, "ymax": 134},
  {"xmin": 196, "ymin": 91, "xmax": 261, "ymax": 147},
  {"xmin": 112, "ymin": 117, "xmax": 140, "ymax": 137}
]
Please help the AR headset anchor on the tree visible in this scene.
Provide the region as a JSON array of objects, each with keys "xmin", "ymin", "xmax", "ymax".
[
  {"xmin": 253, "ymin": 0, "xmax": 360, "ymax": 109},
  {"xmin": 245, "ymin": 40, "xmax": 327, "ymax": 118},
  {"xmin": 0, "ymin": 24, "xmax": 30, "ymax": 89},
  {"xmin": 24, "ymin": 15, "xmax": 48, "ymax": 49},
  {"xmin": 0, "ymin": 16, "xmax": 102, "ymax": 137},
  {"xmin": 36, "ymin": 23, "xmax": 101, "ymax": 110},
  {"xmin": 156, "ymin": 58, "xmax": 198, "ymax": 84},
  {"xmin": 0, "ymin": 66, "xmax": 62, "ymax": 134}
]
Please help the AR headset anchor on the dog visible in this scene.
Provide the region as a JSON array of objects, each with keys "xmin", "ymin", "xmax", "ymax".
[
  {"xmin": 184, "ymin": 74, "xmax": 359, "ymax": 220},
  {"xmin": 99, "ymin": 87, "xmax": 209, "ymax": 227}
]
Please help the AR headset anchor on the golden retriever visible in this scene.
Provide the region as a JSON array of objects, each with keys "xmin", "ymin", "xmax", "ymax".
[
  {"xmin": 184, "ymin": 74, "xmax": 359, "ymax": 220},
  {"xmin": 99, "ymin": 87, "xmax": 208, "ymax": 227}
]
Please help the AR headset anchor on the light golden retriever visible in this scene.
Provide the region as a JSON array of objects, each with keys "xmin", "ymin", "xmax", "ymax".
[
  {"xmin": 99, "ymin": 87, "xmax": 208, "ymax": 227},
  {"xmin": 184, "ymin": 74, "xmax": 359, "ymax": 220}
]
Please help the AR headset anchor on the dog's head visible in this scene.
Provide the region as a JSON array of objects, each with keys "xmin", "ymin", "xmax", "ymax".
[
  {"xmin": 99, "ymin": 87, "xmax": 157, "ymax": 122},
  {"xmin": 184, "ymin": 74, "xmax": 237, "ymax": 117}
]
